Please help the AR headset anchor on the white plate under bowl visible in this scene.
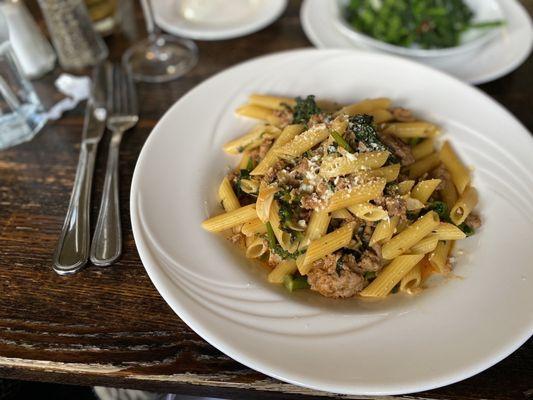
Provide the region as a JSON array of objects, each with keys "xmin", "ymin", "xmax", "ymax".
[
  {"xmin": 153, "ymin": 0, "xmax": 287, "ymax": 41},
  {"xmin": 334, "ymin": 0, "xmax": 503, "ymax": 59},
  {"xmin": 131, "ymin": 49, "xmax": 533, "ymax": 395},
  {"xmin": 301, "ymin": 0, "xmax": 533, "ymax": 84}
]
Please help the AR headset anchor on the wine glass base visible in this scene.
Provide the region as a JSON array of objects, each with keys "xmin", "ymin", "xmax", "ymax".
[{"xmin": 122, "ymin": 35, "xmax": 198, "ymax": 83}]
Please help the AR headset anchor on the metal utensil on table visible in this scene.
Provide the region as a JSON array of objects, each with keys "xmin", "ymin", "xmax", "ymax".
[
  {"xmin": 90, "ymin": 64, "xmax": 138, "ymax": 266},
  {"xmin": 52, "ymin": 63, "xmax": 108, "ymax": 275}
]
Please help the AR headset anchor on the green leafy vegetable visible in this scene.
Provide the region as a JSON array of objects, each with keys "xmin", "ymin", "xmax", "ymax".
[
  {"xmin": 427, "ymin": 201, "xmax": 448, "ymax": 220},
  {"xmin": 283, "ymin": 275, "xmax": 310, "ymax": 292},
  {"xmin": 349, "ymin": 114, "xmax": 388, "ymax": 152},
  {"xmin": 344, "ymin": 0, "xmax": 497, "ymax": 49},
  {"xmin": 292, "ymin": 95, "xmax": 320, "ymax": 124},
  {"xmin": 246, "ymin": 157, "xmax": 254, "ymax": 171},
  {"xmin": 331, "ymin": 130, "xmax": 354, "ymax": 153},
  {"xmin": 364, "ymin": 271, "xmax": 376, "ymax": 280},
  {"xmin": 458, "ymin": 222, "xmax": 475, "ymax": 237},
  {"xmin": 265, "ymin": 222, "xmax": 303, "ymax": 260},
  {"xmin": 235, "ymin": 169, "xmax": 251, "ymax": 196}
]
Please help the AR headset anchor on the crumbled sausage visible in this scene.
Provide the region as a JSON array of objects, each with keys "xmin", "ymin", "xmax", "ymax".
[
  {"xmin": 465, "ymin": 213, "xmax": 482, "ymax": 229},
  {"xmin": 375, "ymin": 196, "xmax": 407, "ymax": 218},
  {"xmin": 358, "ymin": 248, "xmax": 382, "ymax": 272},
  {"xmin": 307, "ymin": 254, "xmax": 364, "ymax": 298},
  {"xmin": 391, "ymin": 107, "xmax": 416, "ymax": 122},
  {"xmin": 378, "ymin": 133, "xmax": 415, "ymax": 166}
]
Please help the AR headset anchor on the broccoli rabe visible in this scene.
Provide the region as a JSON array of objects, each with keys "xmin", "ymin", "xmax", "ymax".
[{"xmin": 292, "ymin": 95, "xmax": 321, "ymax": 124}]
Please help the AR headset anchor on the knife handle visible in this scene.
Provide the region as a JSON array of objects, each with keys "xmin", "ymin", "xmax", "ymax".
[{"xmin": 52, "ymin": 141, "xmax": 97, "ymax": 275}]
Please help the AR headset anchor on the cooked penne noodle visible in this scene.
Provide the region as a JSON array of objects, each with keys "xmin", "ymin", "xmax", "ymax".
[
  {"xmin": 238, "ymin": 151, "xmax": 252, "ymax": 169},
  {"xmin": 337, "ymin": 97, "xmax": 392, "ymax": 116},
  {"xmin": 267, "ymin": 260, "xmax": 298, "ymax": 283},
  {"xmin": 235, "ymin": 104, "xmax": 284, "ymax": 125},
  {"xmin": 330, "ymin": 115, "xmax": 349, "ymax": 134},
  {"xmin": 412, "ymin": 138, "xmax": 435, "ymax": 160},
  {"xmin": 223, "ymin": 124, "xmax": 280, "ymax": 154},
  {"xmin": 428, "ymin": 240, "xmax": 452, "ymax": 273},
  {"xmin": 245, "ymin": 236, "xmax": 268, "ymax": 258},
  {"xmin": 381, "ymin": 211, "xmax": 440, "ymax": 259},
  {"xmin": 399, "ymin": 262, "xmax": 423, "ymax": 294},
  {"xmin": 299, "ymin": 210, "xmax": 331, "ymax": 249},
  {"xmin": 256, "ymin": 183, "xmax": 278, "ymax": 222},
  {"xmin": 241, "ymin": 218, "xmax": 267, "ymax": 236},
  {"xmin": 275, "ymin": 126, "xmax": 330, "ymax": 159},
  {"xmin": 410, "ymin": 235, "xmax": 439, "ymax": 254},
  {"xmin": 326, "ymin": 178, "xmax": 386, "ymax": 212},
  {"xmin": 364, "ymin": 163, "xmax": 400, "ymax": 182},
  {"xmin": 319, "ymin": 151, "xmax": 389, "ymax": 178},
  {"xmin": 450, "ymin": 186, "xmax": 478, "ymax": 225},
  {"xmin": 411, "ymin": 179, "xmax": 441, "ymax": 204},
  {"xmin": 269, "ymin": 200, "xmax": 297, "ymax": 253},
  {"xmin": 440, "ymin": 141, "xmax": 470, "ymax": 194},
  {"xmin": 432, "ymin": 223, "xmax": 466, "ymax": 240},
  {"xmin": 297, "ymin": 222, "xmax": 356, "ymax": 274},
  {"xmin": 251, "ymin": 124, "xmax": 305, "ymax": 175},
  {"xmin": 398, "ymin": 180, "xmax": 415, "ymax": 195},
  {"xmin": 348, "ymin": 203, "xmax": 388, "ymax": 221},
  {"xmin": 239, "ymin": 178, "xmax": 260, "ymax": 194},
  {"xmin": 383, "ymin": 122, "xmax": 439, "ymax": 138},
  {"xmin": 331, "ymin": 208, "xmax": 353, "ymax": 219},
  {"xmin": 359, "ymin": 254, "xmax": 424, "ymax": 297},
  {"xmin": 218, "ymin": 177, "xmax": 240, "ymax": 212},
  {"xmin": 248, "ymin": 94, "xmax": 295, "ymax": 110},
  {"xmin": 370, "ymin": 216, "xmax": 399, "ymax": 246},
  {"xmin": 367, "ymin": 108, "xmax": 393, "ymax": 124},
  {"xmin": 440, "ymin": 178, "xmax": 458, "ymax": 210},
  {"xmin": 202, "ymin": 204, "xmax": 257, "ymax": 232},
  {"xmin": 408, "ymin": 152, "xmax": 440, "ymax": 178}
]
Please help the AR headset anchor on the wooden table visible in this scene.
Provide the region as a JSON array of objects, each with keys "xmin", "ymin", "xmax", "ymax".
[{"xmin": 1, "ymin": 1, "xmax": 532, "ymax": 399}]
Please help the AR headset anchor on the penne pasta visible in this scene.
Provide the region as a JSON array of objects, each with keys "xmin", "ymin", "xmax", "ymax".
[
  {"xmin": 360, "ymin": 254, "xmax": 424, "ymax": 297},
  {"xmin": 367, "ymin": 108, "xmax": 393, "ymax": 124},
  {"xmin": 440, "ymin": 178, "xmax": 458, "ymax": 210},
  {"xmin": 398, "ymin": 180, "xmax": 415, "ymax": 195},
  {"xmin": 245, "ymin": 236, "xmax": 268, "ymax": 258},
  {"xmin": 440, "ymin": 141, "xmax": 470, "ymax": 194},
  {"xmin": 370, "ymin": 216, "xmax": 399, "ymax": 246},
  {"xmin": 202, "ymin": 204, "xmax": 257, "ymax": 232},
  {"xmin": 326, "ymin": 178, "xmax": 386, "ymax": 212},
  {"xmin": 381, "ymin": 211, "xmax": 440, "ymax": 259},
  {"xmin": 299, "ymin": 210, "xmax": 331, "ymax": 249},
  {"xmin": 428, "ymin": 240, "xmax": 452, "ymax": 273},
  {"xmin": 267, "ymin": 260, "xmax": 298, "ymax": 283},
  {"xmin": 251, "ymin": 124, "xmax": 305, "ymax": 175},
  {"xmin": 411, "ymin": 179, "xmax": 441, "ymax": 204},
  {"xmin": 241, "ymin": 218, "xmax": 267, "ymax": 237},
  {"xmin": 297, "ymin": 222, "xmax": 356, "ymax": 275},
  {"xmin": 408, "ymin": 152, "xmax": 440, "ymax": 178},
  {"xmin": 431, "ymin": 223, "xmax": 466, "ymax": 240},
  {"xmin": 269, "ymin": 200, "xmax": 298, "ymax": 253},
  {"xmin": 348, "ymin": 203, "xmax": 388, "ymax": 221},
  {"xmin": 364, "ymin": 163, "xmax": 400, "ymax": 182},
  {"xmin": 223, "ymin": 124, "xmax": 281, "ymax": 154},
  {"xmin": 248, "ymin": 94, "xmax": 295, "ymax": 110},
  {"xmin": 410, "ymin": 235, "xmax": 439, "ymax": 254},
  {"xmin": 319, "ymin": 151, "xmax": 390, "ymax": 178},
  {"xmin": 331, "ymin": 208, "xmax": 353, "ymax": 220},
  {"xmin": 235, "ymin": 104, "xmax": 284, "ymax": 125},
  {"xmin": 383, "ymin": 122, "xmax": 439, "ymax": 138},
  {"xmin": 337, "ymin": 97, "xmax": 392, "ymax": 116},
  {"xmin": 256, "ymin": 183, "xmax": 278, "ymax": 222},
  {"xmin": 412, "ymin": 138, "xmax": 435, "ymax": 160},
  {"xmin": 275, "ymin": 126, "xmax": 330, "ymax": 159},
  {"xmin": 450, "ymin": 186, "xmax": 478, "ymax": 225},
  {"xmin": 399, "ymin": 262, "xmax": 423, "ymax": 294},
  {"xmin": 218, "ymin": 177, "xmax": 240, "ymax": 212},
  {"xmin": 240, "ymin": 178, "xmax": 260, "ymax": 194}
]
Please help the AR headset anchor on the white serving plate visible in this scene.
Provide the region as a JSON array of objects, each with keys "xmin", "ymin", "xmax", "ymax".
[
  {"xmin": 153, "ymin": 0, "xmax": 287, "ymax": 40},
  {"xmin": 131, "ymin": 49, "xmax": 533, "ymax": 396},
  {"xmin": 301, "ymin": 0, "xmax": 533, "ymax": 84},
  {"xmin": 334, "ymin": 0, "xmax": 503, "ymax": 59}
]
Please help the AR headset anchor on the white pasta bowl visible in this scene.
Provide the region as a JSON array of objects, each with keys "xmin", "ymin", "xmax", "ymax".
[
  {"xmin": 131, "ymin": 49, "xmax": 533, "ymax": 396},
  {"xmin": 333, "ymin": 0, "xmax": 505, "ymax": 59}
]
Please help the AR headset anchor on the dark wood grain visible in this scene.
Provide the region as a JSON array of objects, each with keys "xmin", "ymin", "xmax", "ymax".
[{"xmin": 1, "ymin": 1, "xmax": 532, "ymax": 399}]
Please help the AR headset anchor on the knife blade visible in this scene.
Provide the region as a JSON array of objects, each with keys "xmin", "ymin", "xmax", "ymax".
[{"xmin": 53, "ymin": 62, "xmax": 109, "ymax": 275}]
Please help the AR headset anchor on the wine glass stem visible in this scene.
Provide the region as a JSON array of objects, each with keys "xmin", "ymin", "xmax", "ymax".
[{"xmin": 140, "ymin": 0, "xmax": 160, "ymax": 40}]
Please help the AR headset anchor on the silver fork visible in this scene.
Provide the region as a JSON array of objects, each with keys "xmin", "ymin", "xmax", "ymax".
[{"xmin": 90, "ymin": 64, "xmax": 138, "ymax": 266}]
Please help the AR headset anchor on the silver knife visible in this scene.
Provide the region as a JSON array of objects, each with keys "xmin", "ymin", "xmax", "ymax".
[{"xmin": 53, "ymin": 63, "xmax": 109, "ymax": 275}]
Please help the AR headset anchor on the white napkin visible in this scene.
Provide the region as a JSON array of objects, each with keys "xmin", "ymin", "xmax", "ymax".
[{"xmin": 45, "ymin": 74, "xmax": 92, "ymax": 120}]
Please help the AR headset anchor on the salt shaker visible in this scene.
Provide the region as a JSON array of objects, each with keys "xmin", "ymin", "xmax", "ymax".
[
  {"xmin": 0, "ymin": 0, "xmax": 56, "ymax": 78},
  {"xmin": 37, "ymin": 0, "xmax": 108, "ymax": 70}
]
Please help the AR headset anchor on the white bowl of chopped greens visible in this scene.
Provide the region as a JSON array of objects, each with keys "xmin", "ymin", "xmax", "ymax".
[{"xmin": 334, "ymin": 0, "xmax": 505, "ymax": 59}]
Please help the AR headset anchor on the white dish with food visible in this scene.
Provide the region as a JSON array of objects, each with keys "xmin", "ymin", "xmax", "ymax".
[{"xmin": 131, "ymin": 49, "xmax": 533, "ymax": 395}]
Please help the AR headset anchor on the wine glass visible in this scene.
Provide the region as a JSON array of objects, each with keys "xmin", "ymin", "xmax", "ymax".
[{"xmin": 122, "ymin": 0, "xmax": 198, "ymax": 83}]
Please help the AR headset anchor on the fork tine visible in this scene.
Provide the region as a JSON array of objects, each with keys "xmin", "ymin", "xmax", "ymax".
[
  {"xmin": 115, "ymin": 64, "xmax": 124, "ymax": 116},
  {"xmin": 123, "ymin": 65, "xmax": 138, "ymax": 116},
  {"xmin": 106, "ymin": 63, "xmax": 114, "ymax": 113}
]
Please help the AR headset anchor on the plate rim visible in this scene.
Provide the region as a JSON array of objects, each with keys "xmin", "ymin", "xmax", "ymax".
[
  {"xmin": 130, "ymin": 48, "xmax": 533, "ymax": 395},
  {"xmin": 154, "ymin": 0, "xmax": 288, "ymax": 41}
]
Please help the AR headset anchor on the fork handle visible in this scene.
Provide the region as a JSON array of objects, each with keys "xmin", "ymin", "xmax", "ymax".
[
  {"xmin": 90, "ymin": 130, "xmax": 123, "ymax": 266},
  {"xmin": 53, "ymin": 141, "xmax": 97, "ymax": 275}
]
